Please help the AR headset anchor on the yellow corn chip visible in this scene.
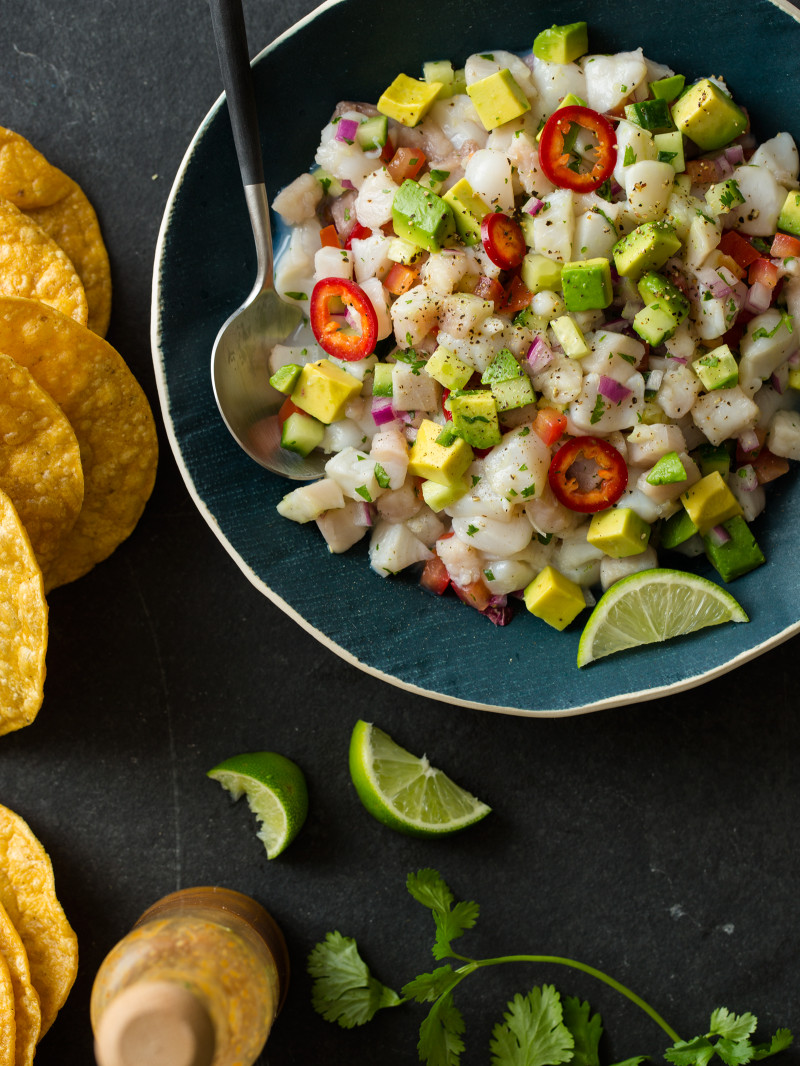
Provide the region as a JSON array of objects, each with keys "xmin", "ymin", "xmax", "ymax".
[
  {"xmin": 0, "ymin": 950, "xmax": 14, "ymax": 1066},
  {"xmin": 0, "ymin": 127, "xmax": 71, "ymax": 211},
  {"xmin": 0, "ymin": 488, "xmax": 47, "ymax": 735},
  {"xmin": 0, "ymin": 352, "xmax": 84, "ymax": 575},
  {"xmin": 0, "ymin": 901, "xmax": 40, "ymax": 1066},
  {"xmin": 0, "ymin": 805, "xmax": 77, "ymax": 1037},
  {"xmin": 0, "ymin": 297, "xmax": 158, "ymax": 589},
  {"xmin": 25, "ymin": 179, "xmax": 112, "ymax": 337},
  {"xmin": 0, "ymin": 198, "xmax": 88, "ymax": 326}
]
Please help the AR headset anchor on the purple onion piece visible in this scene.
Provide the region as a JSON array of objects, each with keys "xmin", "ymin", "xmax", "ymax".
[
  {"xmin": 481, "ymin": 603, "xmax": 514, "ymax": 626},
  {"xmin": 598, "ymin": 375, "xmax": 632, "ymax": 404},
  {"xmin": 335, "ymin": 118, "xmax": 360, "ymax": 143}
]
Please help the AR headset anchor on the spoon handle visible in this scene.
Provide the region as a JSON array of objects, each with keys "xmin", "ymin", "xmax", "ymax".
[{"xmin": 209, "ymin": 0, "xmax": 264, "ymax": 188}]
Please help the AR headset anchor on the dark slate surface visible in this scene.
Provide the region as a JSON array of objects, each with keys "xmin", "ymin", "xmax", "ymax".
[{"xmin": 1, "ymin": 2, "xmax": 800, "ymax": 1064}]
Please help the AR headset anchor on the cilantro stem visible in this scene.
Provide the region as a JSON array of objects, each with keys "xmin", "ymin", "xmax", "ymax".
[{"xmin": 464, "ymin": 954, "xmax": 682, "ymax": 1043}]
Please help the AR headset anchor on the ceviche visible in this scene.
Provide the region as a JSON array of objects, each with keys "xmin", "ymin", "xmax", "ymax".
[{"xmin": 265, "ymin": 21, "xmax": 800, "ymax": 634}]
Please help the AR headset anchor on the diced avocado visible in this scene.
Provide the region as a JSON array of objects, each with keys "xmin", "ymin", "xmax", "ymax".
[
  {"xmin": 387, "ymin": 236, "xmax": 424, "ymax": 264},
  {"xmin": 703, "ymin": 515, "xmax": 765, "ymax": 582},
  {"xmin": 777, "ymin": 190, "xmax": 800, "ymax": 238},
  {"xmin": 645, "ymin": 450, "xmax": 687, "ymax": 485},
  {"xmin": 550, "ymin": 315, "xmax": 589, "ymax": 358},
  {"xmin": 481, "ymin": 348, "xmax": 520, "ymax": 385},
  {"xmin": 586, "ymin": 507, "xmax": 651, "ymax": 558},
  {"xmin": 639, "ymin": 399, "xmax": 668, "ymax": 425},
  {"xmin": 435, "ymin": 423, "xmax": 461, "ymax": 446},
  {"xmin": 532, "ymin": 22, "xmax": 588, "ymax": 64},
  {"xmin": 421, "ymin": 474, "xmax": 471, "ymax": 512},
  {"xmin": 291, "ymin": 359, "xmax": 362, "ymax": 424},
  {"xmin": 624, "ymin": 98, "xmax": 673, "ymax": 133},
  {"xmin": 425, "ymin": 345, "xmax": 474, "ymax": 390},
  {"xmin": 653, "ymin": 130, "xmax": 685, "ymax": 172},
  {"xmin": 670, "ymin": 78, "xmax": 747, "ymax": 151},
  {"xmin": 408, "ymin": 418, "xmax": 474, "ymax": 485},
  {"xmin": 391, "ymin": 179, "xmax": 457, "ymax": 253},
  {"xmin": 466, "ymin": 69, "xmax": 531, "ymax": 131},
  {"xmin": 705, "ymin": 179, "xmax": 745, "ymax": 216},
  {"xmin": 637, "ymin": 272, "xmax": 690, "ymax": 322},
  {"xmin": 423, "ymin": 60, "xmax": 456, "ymax": 98},
  {"xmin": 561, "ymin": 258, "xmax": 613, "ymax": 312},
  {"xmin": 660, "ymin": 508, "xmax": 699, "ymax": 549},
  {"xmin": 356, "ymin": 114, "xmax": 388, "ymax": 150},
  {"xmin": 377, "ymin": 73, "xmax": 443, "ymax": 127},
  {"xmin": 372, "ymin": 362, "xmax": 394, "ymax": 397},
  {"xmin": 520, "ymin": 253, "xmax": 562, "ymax": 293},
  {"xmin": 789, "ymin": 365, "xmax": 800, "ymax": 391},
  {"xmin": 418, "ymin": 168, "xmax": 450, "ymax": 194},
  {"xmin": 280, "ymin": 411, "xmax": 325, "ymax": 457},
  {"xmin": 448, "ymin": 390, "xmax": 502, "ymax": 448},
  {"xmin": 523, "ymin": 565, "xmax": 586, "ymax": 631},
  {"xmin": 650, "ymin": 74, "xmax": 686, "ymax": 103},
  {"xmin": 269, "ymin": 363, "xmax": 302, "ymax": 395},
  {"xmin": 694, "ymin": 443, "xmax": 731, "ymax": 479},
  {"xmin": 633, "ymin": 300, "xmax": 679, "ymax": 345},
  {"xmin": 442, "ymin": 178, "xmax": 490, "ymax": 246},
  {"xmin": 680, "ymin": 470, "xmax": 742, "ymax": 534},
  {"xmin": 612, "ymin": 221, "xmax": 682, "ymax": 279},
  {"xmin": 491, "ymin": 375, "xmax": 536, "ymax": 413},
  {"xmin": 693, "ymin": 343, "xmax": 739, "ymax": 391}
]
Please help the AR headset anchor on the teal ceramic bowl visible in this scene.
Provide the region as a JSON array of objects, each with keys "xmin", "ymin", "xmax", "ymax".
[{"xmin": 152, "ymin": 0, "xmax": 800, "ymax": 716}]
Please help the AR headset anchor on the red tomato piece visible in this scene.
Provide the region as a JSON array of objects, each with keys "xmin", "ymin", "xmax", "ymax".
[
  {"xmin": 386, "ymin": 146, "xmax": 427, "ymax": 183},
  {"xmin": 319, "ymin": 224, "xmax": 341, "ymax": 249},
  {"xmin": 752, "ymin": 448, "xmax": 790, "ymax": 484},
  {"xmin": 344, "ymin": 222, "xmax": 373, "ymax": 249},
  {"xmin": 499, "ymin": 274, "xmax": 533, "ymax": 313},
  {"xmin": 384, "ymin": 262, "xmax": 420, "ymax": 295},
  {"xmin": 452, "ymin": 578, "xmax": 493, "ymax": 612},
  {"xmin": 718, "ymin": 230, "xmax": 761, "ymax": 269},
  {"xmin": 538, "ymin": 105, "xmax": 617, "ymax": 193},
  {"xmin": 420, "ymin": 555, "xmax": 450, "ymax": 596},
  {"xmin": 481, "ymin": 212, "xmax": 526, "ymax": 270},
  {"xmin": 548, "ymin": 435, "xmax": 628, "ymax": 513},
  {"xmin": 277, "ymin": 397, "xmax": 306, "ymax": 427},
  {"xmin": 309, "ymin": 277, "xmax": 379, "ymax": 361},
  {"xmin": 472, "ymin": 274, "xmax": 505, "ymax": 304},
  {"xmin": 533, "ymin": 408, "xmax": 568, "ymax": 446},
  {"xmin": 772, "ymin": 232, "xmax": 800, "ymax": 258},
  {"xmin": 736, "ymin": 426, "xmax": 766, "ymax": 463},
  {"xmin": 748, "ymin": 257, "xmax": 780, "ymax": 290}
]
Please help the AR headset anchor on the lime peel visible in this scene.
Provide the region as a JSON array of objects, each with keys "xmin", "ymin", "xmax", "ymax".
[{"xmin": 577, "ymin": 567, "xmax": 748, "ymax": 667}]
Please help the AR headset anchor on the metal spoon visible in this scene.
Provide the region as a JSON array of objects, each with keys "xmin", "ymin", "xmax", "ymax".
[{"xmin": 209, "ymin": 0, "xmax": 325, "ymax": 479}]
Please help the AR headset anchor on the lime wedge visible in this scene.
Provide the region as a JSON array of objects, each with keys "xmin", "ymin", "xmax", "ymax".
[
  {"xmin": 577, "ymin": 567, "xmax": 748, "ymax": 666},
  {"xmin": 348, "ymin": 720, "xmax": 490, "ymax": 837},
  {"xmin": 208, "ymin": 751, "xmax": 308, "ymax": 858}
]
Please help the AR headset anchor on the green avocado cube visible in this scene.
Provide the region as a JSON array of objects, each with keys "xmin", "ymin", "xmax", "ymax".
[
  {"xmin": 269, "ymin": 363, "xmax": 303, "ymax": 395},
  {"xmin": 587, "ymin": 507, "xmax": 651, "ymax": 558},
  {"xmin": 561, "ymin": 258, "xmax": 613, "ymax": 312},
  {"xmin": 778, "ymin": 190, "xmax": 800, "ymax": 238},
  {"xmin": 491, "ymin": 375, "xmax": 536, "ymax": 413},
  {"xmin": 705, "ymin": 179, "xmax": 745, "ymax": 216},
  {"xmin": 423, "ymin": 59, "xmax": 456, "ymax": 98},
  {"xmin": 637, "ymin": 272, "xmax": 690, "ymax": 322},
  {"xmin": 670, "ymin": 78, "xmax": 748, "ymax": 151},
  {"xmin": 650, "ymin": 74, "xmax": 686, "ymax": 103},
  {"xmin": 532, "ymin": 22, "xmax": 588, "ymax": 64},
  {"xmin": 521, "ymin": 253, "xmax": 563, "ymax": 294},
  {"xmin": 653, "ymin": 130, "xmax": 685, "ymax": 172},
  {"xmin": 391, "ymin": 179, "xmax": 456, "ymax": 252},
  {"xmin": 703, "ymin": 514, "xmax": 765, "ymax": 582},
  {"xmin": 408, "ymin": 418, "xmax": 473, "ymax": 484},
  {"xmin": 680, "ymin": 470, "xmax": 742, "ymax": 534},
  {"xmin": 448, "ymin": 390, "xmax": 502, "ymax": 448},
  {"xmin": 693, "ymin": 343, "xmax": 739, "ymax": 391},
  {"xmin": 633, "ymin": 300, "xmax": 679, "ymax": 345},
  {"xmin": 550, "ymin": 315, "xmax": 589, "ymax": 358},
  {"xmin": 613, "ymin": 221, "xmax": 682, "ymax": 280},
  {"xmin": 481, "ymin": 348, "xmax": 520, "ymax": 385},
  {"xmin": 280, "ymin": 411, "xmax": 325, "ymax": 457},
  {"xmin": 624, "ymin": 98, "xmax": 673, "ymax": 133},
  {"xmin": 421, "ymin": 474, "xmax": 470, "ymax": 512},
  {"xmin": 442, "ymin": 178, "xmax": 490, "ymax": 245},
  {"xmin": 660, "ymin": 508, "xmax": 699, "ymax": 549},
  {"xmin": 466, "ymin": 69, "xmax": 531, "ymax": 131},
  {"xmin": 523, "ymin": 565, "xmax": 586, "ymax": 631},
  {"xmin": 372, "ymin": 362, "xmax": 394, "ymax": 397},
  {"xmin": 645, "ymin": 450, "xmax": 688, "ymax": 486},
  {"xmin": 424, "ymin": 345, "xmax": 474, "ymax": 390},
  {"xmin": 377, "ymin": 73, "xmax": 443, "ymax": 127}
]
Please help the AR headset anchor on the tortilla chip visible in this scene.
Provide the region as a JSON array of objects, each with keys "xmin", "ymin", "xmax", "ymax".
[
  {"xmin": 0, "ymin": 805, "xmax": 77, "ymax": 1037},
  {"xmin": 25, "ymin": 179, "xmax": 112, "ymax": 337},
  {"xmin": 0, "ymin": 199, "xmax": 88, "ymax": 327},
  {"xmin": 0, "ymin": 352, "xmax": 84, "ymax": 575},
  {"xmin": 0, "ymin": 950, "xmax": 14, "ymax": 1066},
  {"xmin": 0, "ymin": 488, "xmax": 47, "ymax": 735},
  {"xmin": 0, "ymin": 128, "xmax": 71, "ymax": 211},
  {"xmin": 0, "ymin": 901, "xmax": 40, "ymax": 1066},
  {"xmin": 0, "ymin": 297, "xmax": 158, "ymax": 589}
]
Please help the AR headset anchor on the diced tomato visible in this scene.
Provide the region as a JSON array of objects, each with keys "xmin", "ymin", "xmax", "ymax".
[
  {"xmin": 309, "ymin": 277, "xmax": 378, "ymax": 361},
  {"xmin": 420, "ymin": 555, "xmax": 450, "ymax": 596},
  {"xmin": 538, "ymin": 105, "xmax": 617, "ymax": 193},
  {"xmin": 772, "ymin": 232, "xmax": 800, "ymax": 258},
  {"xmin": 319, "ymin": 224, "xmax": 341, "ymax": 249},
  {"xmin": 472, "ymin": 274, "xmax": 505, "ymax": 304},
  {"xmin": 380, "ymin": 137, "xmax": 395, "ymax": 163},
  {"xmin": 499, "ymin": 274, "xmax": 533, "ymax": 314},
  {"xmin": 441, "ymin": 388, "xmax": 453, "ymax": 421},
  {"xmin": 548, "ymin": 435, "xmax": 628, "ymax": 512},
  {"xmin": 386, "ymin": 146, "xmax": 427, "ymax": 183},
  {"xmin": 384, "ymin": 262, "xmax": 420, "ymax": 296},
  {"xmin": 345, "ymin": 222, "xmax": 373, "ymax": 249},
  {"xmin": 748, "ymin": 257, "xmax": 779, "ymax": 290},
  {"xmin": 718, "ymin": 230, "xmax": 761, "ymax": 270},
  {"xmin": 736, "ymin": 427, "xmax": 766, "ymax": 463},
  {"xmin": 481, "ymin": 212, "xmax": 526, "ymax": 270},
  {"xmin": 686, "ymin": 158, "xmax": 718, "ymax": 185},
  {"xmin": 452, "ymin": 578, "xmax": 493, "ymax": 612},
  {"xmin": 533, "ymin": 408, "xmax": 568, "ymax": 446},
  {"xmin": 752, "ymin": 448, "xmax": 790, "ymax": 484},
  {"xmin": 278, "ymin": 398, "xmax": 306, "ymax": 427}
]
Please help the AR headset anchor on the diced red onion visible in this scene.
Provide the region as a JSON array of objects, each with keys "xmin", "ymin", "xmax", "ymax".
[
  {"xmin": 602, "ymin": 317, "xmax": 631, "ymax": 334},
  {"xmin": 738, "ymin": 428, "xmax": 760, "ymax": 454},
  {"xmin": 788, "ymin": 350, "xmax": 800, "ymax": 367},
  {"xmin": 696, "ymin": 266, "xmax": 733, "ymax": 299},
  {"xmin": 707, "ymin": 524, "xmax": 732, "ymax": 546},
  {"xmin": 523, "ymin": 196, "xmax": 544, "ymax": 215},
  {"xmin": 744, "ymin": 281, "xmax": 771, "ymax": 314},
  {"xmin": 771, "ymin": 370, "xmax": 785, "ymax": 395},
  {"xmin": 481, "ymin": 603, "xmax": 513, "ymax": 626},
  {"xmin": 395, "ymin": 409, "xmax": 415, "ymax": 424},
  {"xmin": 340, "ymin": 178, "xmax": 356, "ymax": 190},
  {"xmin": 335, "ymin": 118, "xmax": 360, "ymax": 144},
  {"xmin": 353, "ymin": 501, "xmax": 373, "ymax": 526},
  {"xmin": 371, "ymin": 396, "xmax": 396, "ymax": 426},
  {"xmin": 526, "ymin": 335, "xmax": 554, "ymax": 374},
  {"xmin": 724, "ymin": 144, "xmax": 745, "ymax": 166},
  {"xmin": 404, "ymin": 424, "xmax": 418, "ymax": 443},
  {"xmin": 736, "ymin": 464, "xmax": 759, "ymax": 491},
  {"xmin": 598, "ymin": 375, "xmax": 632, "ymax": 404},
  {"xmin": 714, "ymin": 155, "xmax": 734, "ymax": 180},
  {"xmin": 668, "ymin": 355, "xmax": 687, "ymax": 365},
  {"xmin": 610, "ymin": 180, "xmax": 623, "ymax": 198}
]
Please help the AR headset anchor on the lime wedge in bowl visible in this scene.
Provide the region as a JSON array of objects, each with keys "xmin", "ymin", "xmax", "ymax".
[
  {"xmin": 577, "ymin": 568, "xmax": 749, "ymax": 667},
  {"xmin": 208, "ymin": 751, "xmax": 308, "ymax": 858},
  {"xmin": 349, "ymin": 720, "xmax": 490, "ymax": 837}
]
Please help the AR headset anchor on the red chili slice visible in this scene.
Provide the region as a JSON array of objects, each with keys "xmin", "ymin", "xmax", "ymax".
[
  {"xmin": 309, "ymin": 277, "xmax": 378, "ymax": 361},
  {"xmin": 538, "ymin": 105, "xmax": 617, "ymax": 193},
  {"xmin": 480, "ymin": 212, "xmax": 526, "ymax": 270},
  {"xmin": 548, "ymin": 435, "xmax": 628, "ymax": 513}
]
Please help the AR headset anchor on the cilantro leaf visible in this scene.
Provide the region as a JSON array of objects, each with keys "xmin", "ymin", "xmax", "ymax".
[
  {"xmin": 715, "ymin": 1038, "xmax": 756, "ymax": 1066},
  {"xmin": 404, "ymin": 965, "xmax": 460, "ymax": 1004},
  {"xmin": 710, "ymin": 1010, "xmax": 758, "ymax": 1041},
  {"xmin": 563, "ymin": 995, "xmax": 603, "ymax": 1066},
  {"xmin": 407, "ymin": 868, "xmax": 454, "ymax": 912},
  {"xmin": 407, "ymin": 869, "xmax": 480, "ymax": 960},
  {"xmin": 666, "ymin": 1035, "xmax": 717, "ymax": 1066},
  {"xmin": 418, "ymin": 992, "xmax": 466, "ymax": 1066},
  {"xmin": 490, "ymin": 985, "xmax": 575, "ymax": 1066},
  {"xmin": 307, "ymin": 931, "xmax": 401, "ymax": 1028},
  {"xmin": 752, "ymin": 1030, "xmax": 794, "ymax": 1059},
  {"xmin": 609, "ymin": 1059, "xmax": 649, "ymax": 1066}
]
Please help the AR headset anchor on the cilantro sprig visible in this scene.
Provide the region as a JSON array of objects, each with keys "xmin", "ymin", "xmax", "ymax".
[{"xmin": 308, "ymin": 870, "xmax": 793, "ymax": 1066}]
